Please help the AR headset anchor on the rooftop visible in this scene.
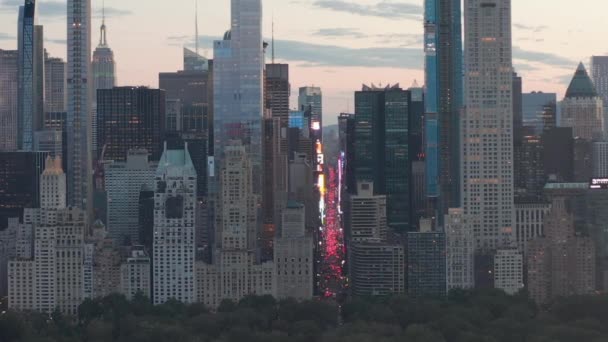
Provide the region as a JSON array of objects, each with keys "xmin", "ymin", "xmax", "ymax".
[{"xmin": 565, "ymin": 62, "xmax": 598, "ymax": 98}]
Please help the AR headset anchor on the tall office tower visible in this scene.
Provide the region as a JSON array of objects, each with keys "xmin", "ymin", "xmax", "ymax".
[
  {"xmin": 514, "ymin": 135, "xmax": 544, "ymax": 203},
  {"xmin": 184, "ymin": 48, "xmax": 208, "ymax": 72},
  {"xmin": 0, "ymin": 151, "xmax": 48, "ymax": 229},
  {"xmin": 574, "ymin": 138, "xmax": 593, "ymax": 182},
  {"xmin": 197, "ymin": 142, "xmax": 275, "ymax": 308},
  {"xmin": 266, "ymin": 64, "xmax": 290, "ymax": 120},
  {"xmin": 424, "ymin": 0, "xmax": 463, "ymax": 217},
  {"xmin": 213, "ymin": 0, "xmax": 264, "ymax": 195},
  {"xmin": 445, "ymin": 209, "xmax": 474, "ymax": 292},
  {"xmin": 354, "ymin": 84, "xmax": 410, "ymax": 232},
  {"xmin": 159, "ymin": 70, "xmax": 211, "ymax": 133},
  {"xmin": 542, "ymin": 127, "xmax": 574, "ymax": 182},
  {"xmin": 274, "ymin": 202, "xmax": 313, "ymax": 300},
  {"xmin": 44, "ymin": 52, "xmax": 66, "ymax": 113},
  {"xmin": 105, "ymin": 150, "xmax": 157, "ymax": 244},
  {"xmin": 0, "ymin": 49, "xmax": 19, "ymax": 151},
  {"xmin": 40, "ymin": 156, "xmax": 66, "ymax": 209},
  {"xmin": 462, "ymin": 0, "xmax": 514, "ymax": 251},
  {"xmin": 288, "ymin": 153, "xmax": 316, "ymax": 228},
  {"xmin": 67, "ymin": 0, "xmax": 93, "ymax": 213},
  {"xmin": 17, "ymin": 1, "xmax": 44, "ymax": 151},
  {"xmin": 493, "ymin": 249, "xmax": 523, "ymax": 295},
  {"xmin": 591, "ymin": 56, "xmax": 608, "ymax": 115},
  {"xmin": 346, "ymin": 182, "xmax": 405, "ymax": 297},
  {"xmin": 298, "ymin": 86, "xmax": 322, "ymax": 133},
  {"xmin": 561, "ymin": 63, "xmax": 604, "ymax": 141},
  {"xmin": 522, "ymin": 92, "xmax": 557, "ymax": 135},
  {"xmin": 153, "ymin": 146, "xmax": 197, "ymax": 305},
  {"xmin": 97, "ymin": 87, "xmax": 166, "ymax": 162},
  {"xmin": 92, "ymin": 6, "xmax": 117, "ymax": 157},
  {"xmin": 527, "ymin": 197, "xmax": 596, "ymax": 304},
  {"xmin": 407, "ymin": 224, "xmax": 447, "ymax": 298},
  {"xmin": 593, "ymin": 142, "xmax": 608, "ymax": 177},
  {"xmin": 338, "ymin": 113, "xmax": 356, "ymax": 201},
  {"xmin": 514, "ymin": 203, "xmax": 549, "ymax": 254},
  {"xmin": 121, "ymin": 247, "xmax": 151, "ymax": 300}
]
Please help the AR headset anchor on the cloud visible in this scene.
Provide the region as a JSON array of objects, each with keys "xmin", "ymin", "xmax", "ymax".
[
  {"xmin": 0, "ymin": 32, "xmax": 15, "ymax": 40},
  {"xmin": 45, "ymin": 37, "xmax": 66, "ymax": 45},
  {"xmin": 313, "ymin": 28, "xmax": 422, "ymax": 47},
  {"xmin": 513, "ymin": 46, "xmax": 577, "ymax": 69},
  {"xmin": 169, "ymin": 35, "xmax": 423, "ymax": 70},
  {"xmin": 311, "ymin": 0, "xmax": 422, "ymax": 20},
  {"xmin": 0, "ymin": 1, "xmax": 131, "ymax": 19},
  {"xmin": 513, "ymin": 23, "xmax": 548, "ymax": 33},
  {"xmin": 314, "ymin": 28, "xmax": 366, "ymax": 39}
]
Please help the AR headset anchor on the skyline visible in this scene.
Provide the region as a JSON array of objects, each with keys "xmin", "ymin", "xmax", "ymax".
[{"xmin": 0, "ymin": 0, "xmax": 602, "ymax": 124}]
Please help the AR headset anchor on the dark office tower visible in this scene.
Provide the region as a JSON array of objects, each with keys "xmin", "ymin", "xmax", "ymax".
[
  {"xmin": 67, "ymin": 0, "xmax": 93, "ymax": 212},
  {"xmin": 514, "ymin": 135, "xmax": 544, "ymax": 203},
  {"xmin": 18, "ymin": 1, "xmax": 44, "ymax": 151},
  {"xmin": 512, "ymin": 73, "xmax": 523, "ymax": 144},
  {"xmin": 407, "ymin": 227, "xmax": 447, "ymax": 298},
  {"xmin": 522, "ymin": 92, "xmax": 557, "ymax": 135},
  {"xmin": 408, "ymin": 84, "xmax": 425, "ymax": 162},
  {"xmin": 266, "ymin": 64, "xmax": 290, "ymax": 120},
  {"xmin": 44, "ymin": 51, "xmax": 66, "ymax": 113},
  {"xmin": 542, "ymin": 127, "xmax": 574, "ymax": 183},
  {"xmin": 0, "ymin": 49, "xmax": 18, "ymax": 152},
  {"xmin": 97, "ymin": 87, "xmax": 166, "ymax": 162},
  {"xmin": 354, "ymin": 84, "xmax": 410, "ymax": 232},
  {"xmin": 159, "ymin": 68, "xmax": 211, "ymax": 133},
  {"xmin": 338, "ymin": 113, "xmax": 356, "ymax": 198},
  {"xmin": 0, "ymin": 151, "xmax": 48, "ymax": 229},
  {"xmin": 424, "ymin": 0, "xmax": 463, "ymax": 215},
  {"xmin": 574, "ymin": 137, "xmax": 593, "ymax": 182},
  {"xmin": 138, "ymin": 186, "xmax": 154, "ymax": 252}
]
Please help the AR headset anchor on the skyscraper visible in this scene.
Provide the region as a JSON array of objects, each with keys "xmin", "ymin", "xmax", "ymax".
[
  {"xmin": 97, "ymin": 87, "xmax": 166, "ymax": 162},
  {"xmin": 407, "ymin": 226, "xmax": 447, "ymax": 298},
  {"xmin": 0, "ymin": 49, "xmax": 18, "ymax": 151},
  {"xmin": 213, "ymin": 0, "xmax": 264, "ymax": 194},
  {"xmin": 561, "ymin": 63, "xmax": 604, "ymax": 141},
  {"xmin": 153, "ymin": 146, "xmax": 197, "ymax": 305},
  {"xmin": 354, "ymin": 84, "xmax": 410, "ymax": 232},
  {"xmin": 92, "ymin": 4, "xmax": 117, "ymax": 157},
  {"xmin": 298, "ymin": 86, "xmax": 322, "ymax": 132},
  {"xmin": 591, "ymin": 56, "xmax": 608, "ymax": 115},
  {"xmin": 445, "ymin": 209, "xmax": 474, "ymax": 292},
  {"xmin": 522, "ymin": 92, "xmax": 557, "ymax": 135},
  {"xmin": 423, "ymin": 0, "xmax": 463, "ymax": 215},
  {"xmin": 44, "ymin": 52, "xmax": 66, "ymax": 114},
  {"xmin": 17, "ymin": 1, "xmax": 44, "ymax": 151},
  {"xmin": 67, "ymin": 0, "xmax": 93, "ymax": 212},
  {"xmin": 462, "ymin": 0, "xmax": 514, "ymax": 251}
]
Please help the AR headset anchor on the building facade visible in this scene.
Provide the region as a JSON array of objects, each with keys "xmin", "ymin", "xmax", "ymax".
[
  {"xmin": 561, "ymin": 63, "xmax": 604, "ymax": 141},
  {"xmin": 407, "ymin": 229, "xmax": 447, "ymax": 298},
  {"xmin": 97, "ymin": 87, "xmax": 166, "ymax": 162},
  {"xmin": 462, "ymin": 0, "xmax": 514, "ymax": 251},
  {"xmin": 445, "ymin": 208, "xmax": 474, "ymax": 292},
  {"xmin": 0, "ymin": 49, "xmax": 18, "ymax": 151},
  {"xmin": 153, "ymin": 147, "xmax": 197, "ymax": 305},
  {"xmin": 494, "ymin": 249, "xmax": 524, "ymax": 295}
]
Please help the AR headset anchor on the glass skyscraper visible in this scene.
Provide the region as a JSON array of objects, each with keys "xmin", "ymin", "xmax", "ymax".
[
  {"xmin": 17, "ymin": 1, "xmax": 44, "ymax": 151},
  {"xmin": 354, "ymin": 85, "xmax": 410, "ymax": 232},
  {"xmin": 424, "ymin": 0, "xmax": 463, "ymax": 218},
  {"xmin": 212, "ymin": 0, "xmax": 264, "ymax": 194}
]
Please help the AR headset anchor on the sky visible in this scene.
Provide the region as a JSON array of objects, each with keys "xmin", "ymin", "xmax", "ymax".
[{"xmin": 0, "ymin": 0, "xmax": 603, "ymax": 125}]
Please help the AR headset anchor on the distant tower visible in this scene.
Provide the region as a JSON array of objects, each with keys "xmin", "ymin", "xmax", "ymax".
[
  {"xmin": 67, "ymin": 0, "xmax": 93, "ymax": 212},
  {"xmin": 92, "ymin": 0, "xmax": 116, "ymax": 158}
]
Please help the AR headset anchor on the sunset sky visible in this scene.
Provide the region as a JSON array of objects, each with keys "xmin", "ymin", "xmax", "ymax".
[{"xmin": 0, "ymin": 0, "xmax": 603, "ymax": 124}]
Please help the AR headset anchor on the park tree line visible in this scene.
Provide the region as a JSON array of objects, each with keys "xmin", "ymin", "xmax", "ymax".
[{"xmin": 2, "ymin": 290, "xmax": 608, "ymax": 342}]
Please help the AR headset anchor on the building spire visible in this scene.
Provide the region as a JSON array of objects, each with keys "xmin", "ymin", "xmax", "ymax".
[
  {"xmin": 271, "ymin": 14, "xmax": 275, "ymax": 64},
  {"xmin": 100, "ymin": 0, "xmax": 107, "ymax": 46},
  {"xmin": 195, "ymin": 0, "xmax": 199, "ymax": 55}
]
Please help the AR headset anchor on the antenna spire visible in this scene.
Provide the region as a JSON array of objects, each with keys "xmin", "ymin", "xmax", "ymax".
[
  {"xmin": 271, "ymin": 14, "xmax": 275, "ymax": 64},
  {"xmin": 100, "ymin": 0, "xmax": 107, "ymax": 46},
  {"xmin": 195, "ymin": 0, "xmax": 199, "ymax": 55}
]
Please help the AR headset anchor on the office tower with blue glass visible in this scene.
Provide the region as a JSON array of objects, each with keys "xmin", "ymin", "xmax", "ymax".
[
  {"xmin": 18, "ymin": 1, "xmax": 44, "ymax": 151},
  {"xmin": 424, "ymin": 0, "xmax": 463, "ymax": 221},
  {"xmin": 67, "ymin": 0, "xmax": 93, "ymax": 212},
  {"xmin": 212, "ymin": 0, "xmax": 264, "ymax": 195}
]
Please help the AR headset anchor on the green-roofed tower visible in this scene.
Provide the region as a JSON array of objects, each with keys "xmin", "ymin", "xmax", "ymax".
[{"xmin": 566, "ymin": 62, "xmax": 598, "ymax": 98}]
